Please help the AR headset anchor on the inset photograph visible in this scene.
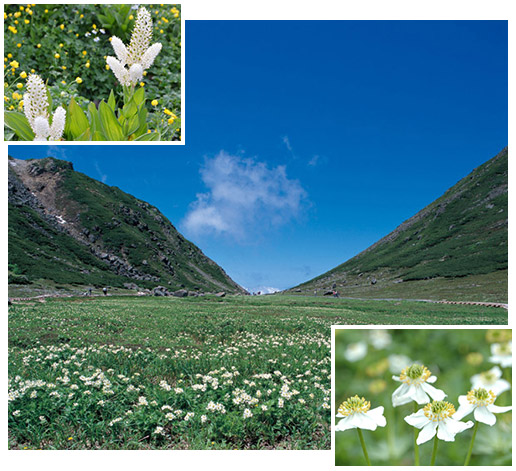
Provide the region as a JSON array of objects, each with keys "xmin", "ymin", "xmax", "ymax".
[
  {"xmin": 333, "ymin": 328, "xmax": 512, "ymax": 466},
  {"xmin": 4, "ymin": 4, "xmax": 181, "ymax": 141}
]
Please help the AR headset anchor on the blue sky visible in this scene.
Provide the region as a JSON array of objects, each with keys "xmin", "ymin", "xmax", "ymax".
[{"xmin": 9, "ymin": 20, "xmax": 508, "ymax": 292}]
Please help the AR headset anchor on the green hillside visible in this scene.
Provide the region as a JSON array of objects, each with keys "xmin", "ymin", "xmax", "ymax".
[
  {"xmin": 8, "ymin": 156, "xmax": 244, "ymax": 295},
  {"xmin": 291, "ymin": 147, "xmax": 508, "ymax": 301}
]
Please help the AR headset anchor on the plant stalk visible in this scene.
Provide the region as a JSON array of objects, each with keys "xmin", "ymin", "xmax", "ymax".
[
  {"xmin": 430, "ymin": 434, "xmax": 439, "ymax": 466},
  {"xmin": 357, "ymin": 428, "xmax": 371, "ymax": 466},
  {"xmin": 463, "ymin": 421, "xmax": 479, "ymax": 466}
]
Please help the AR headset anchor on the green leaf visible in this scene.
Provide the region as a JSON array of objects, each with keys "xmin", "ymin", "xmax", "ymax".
[
  {"xmin": 107, "ymin": 90, "xmax": 116, "ymax": 111},
  {"xmin": 66, "ymin": 97, "xmax": 89, "ymax": 140},
  {"xmin": 133, "ymin": 86, "xmax": 145, "ymax": 107},
  {"xmin": 125, "ymin": 114, "xmax": 140, "ymax": 137},
  {"xmin": 87, "ymin": 102, "xmax": 101, "ymax": 133},
  {"xmin": 98, "ymin": 100, "xmax": 125, "ymax": 141},
  {"xmin": 133, "ymin": 106, "xmax": 148, "ymax": 137},
  {"xmin": 122, "ymin": 100, "xmax": 138, "ymax": 119},
  {"xmin": 92, "ymin": 131, "xmax": 107, "ymax": 141},
  {"xmin": 4, "ymin": 111, "xmax": 35, "ymax": 141},
  {"xmin": 135, "ymin": 131, "xmax": 160, "ymax": 141}
]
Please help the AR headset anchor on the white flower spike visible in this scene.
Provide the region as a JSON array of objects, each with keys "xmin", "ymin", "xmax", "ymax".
[
  {"xmin": 489, "ymin": 342, "xmax": 512, "ymax": 368},
  {"xmin": 454, "ymin": 388, "xmax": 512, "ymax": 426},
  {"xmin": 335, "ymin": 395, "xmax": 386, "ymax": 431},
  {"xmin": 23, "ymin": 74, "xmax": 65, "ymax": 141},
  {"xmin": 405, "ymin": 400, "xmax": 474, "ymax": 445},
  {"xmin": 471, "ymin": 366, "xmax": 511, "ymax": 396},
  {"xmin": 106, "ymin": 7, "xmax": 162, "ymax": 86},
  {"xmin": 392, "ymin": 364, "xmax": 446, "ymax": 406}
]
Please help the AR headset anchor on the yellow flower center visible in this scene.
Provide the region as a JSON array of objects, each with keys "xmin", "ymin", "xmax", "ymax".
[
  {"xmin": 338, "ymin": 395, "xmax": 371, "ymax": 416},
  {"xmin": 399, "ymin": 364, "xmax": 431, "ymax": 385},
  {"xmin": 423, "ymin": 401, "xmax": 455, "ymax": 421},
  {"xmin": 467, "ymin": 388, "xmax": 496, "ymax": 406}
]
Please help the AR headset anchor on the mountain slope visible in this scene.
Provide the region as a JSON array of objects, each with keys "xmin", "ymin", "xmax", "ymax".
[
  {"xmin": 8, "ymin": 156, "xmax": 245, "ymax": 295},
  {"xmin": 290, "ymin": 147, "xmax": 508, "ymax": 301}
]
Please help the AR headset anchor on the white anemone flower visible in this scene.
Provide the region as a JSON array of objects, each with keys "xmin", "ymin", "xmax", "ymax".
[
  {"xmin": 23, "ymin": 74, "xmax": 66, "ymax": 141},
  {"xmin": 343, "ymin": 342, "xmax": 367, "ymax": 362},
  {"xmin": 489, "ymin": 342, "xmax": 512, "ymax": 368},
  {"xmin": 454, "ymin": 388, "xmax": 512, "ymax": 426},
  {"xmin": 335, "ymin": 395, "xmax": 386, "ymax": 431},
  {"xmin": 106, "ymin": 7, "xmax": 162, "ymax": 86},
  {"xmin": 405, "ymin": 400, "xmax": 474, "ymax": 445},
  {"xmin": 369, "ymin": 330, "xmax": 392, "ymax": 350},
  {"xmin": 388, "ymin": 353, "xmax": 412, "ymax": 374},
  {"xmin": 392, "ymin": 364, "xmax": 446, "ymax": 406},
  {"xmin": 471, "ymin": 366, "xmax": 511, "ymax": 396}
]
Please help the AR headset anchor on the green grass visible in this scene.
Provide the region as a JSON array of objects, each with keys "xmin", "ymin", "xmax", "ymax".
[
  {"xmin": 334, "ymin": 329, "xmax": 512, "ymax": 466},
  {"xmin": 8, "ymin": 295, "xmax": 506, "ymax": 450}
]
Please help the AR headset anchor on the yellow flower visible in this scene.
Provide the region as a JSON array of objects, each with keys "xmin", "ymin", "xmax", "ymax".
[
  {"xmin": 164, "ymin": 109, "xmax": 173, "ymax": 116},
  {"xmin": 44, "ymin": 9, "xmax": 48, "ymax": 13},
  {"xmin": 14, "ymin": 11, "xmax": 21, "ymax": 18},
  {"xmin": 19, "ymin": 100, "xmax": 23, "ymax": 106},
  {"xmin": 20, "ymin": 71, "xmax": 27, "ymax": 78},
  {"xmin": 151, "ymin": 99, "xmax": 158, "ymax": 106},
  {"xmin": 143, "ymin": 71, "xmax": 147, "ymax": 76},
  {"xmin": 82, "ymin": 51, "xmax": 87, "ymax": 56},
  {"xmin": 9, "ymin": 60, "xmax": 19, "ymax": 69},
  {"xmin": 105, "ymin": 64, "xmax": 110, "ymax": 70},
  {"xmin": 161, "ymin": 17, "xmax": 169, "ymax": 23},
  {"xmin": 16, "ymin": 83, "xmax": 23, "ymax": 89},
  {"xmin": 19, "ymin": 5, "xmax": 24, "ymax": 10},
  {"xmin": 62, "ymin": 66, "xmax": 67, "ymax": 70},
  {"xmin": 61, "ymin": 80, "xmax": 66, "ymax": 85},
  {"xmin": 60, "ymin": 24, "xmax": 65, "ymax": 30},
  {"xmin": 68, "ymin": 437, "xmax": 73, "ymax": 441},
  {"xmin": 140, "ymin": 82, "xmax": 145, "ymax": 87},
  {"xmin": 4, "ymin": 12, "xmax": 7, "ymax": 19},
  {"xmin": 9, "ymin": 105, "xmax": 14, "ymax": 110},
  {"xmin": 17, "ymin": 43, "xmax": 22, "ymax": 48},
  {"xmin": 24, "ymin": 19, "xmax": 30, "ymax": 24},
  {"xmin": 129, "ymin": 14, "xmax": 134, "ymax": 20},
  {"xmin": 14, "ymin": 20, "xmax": 19, "ymax": 24},
  {"xmin": 167, "ymin": 117, "xmax": 176, "ymax": 124},
  {"xmin": 80, "ymin": 14, "xmax": 84, "ymax": 19},
  {"xmin": 54, "ymin": 53, "xmax": 60, "ymax": 59},
  {"xmin": 59, "ymin": 43, "xmax": 64, "ymax": 48},
  {"xmin": 160, "ymin": 29, "xmax": 164, "ymax": 34},
  {"xmin": 92, "ymin": 24, "xmax": 97, "ymax": 29},
  {"xmin": 37, "ymin": 43, "xmax": 41, "ymax": 48},
  {"xmin": 76, "ymin": 77, "xmax": 83, "ymax": 84},
  {"xmin": 85, "ymin": 62, "xmax": 90, "ymax": 68},
  {"xmin": 7, "ymin": 53, "xmax": 12, "ymax": 58},
  {"xmin": 30, "ymin": 69, "xmax": 35, "ymax": 73},
  {"xmin": 8, "ymin": 26, "xmax": 18, "ymax": 34},
  {"xmin": 147, "ymin": 129, "xmax": 152, "ymax": 133}
]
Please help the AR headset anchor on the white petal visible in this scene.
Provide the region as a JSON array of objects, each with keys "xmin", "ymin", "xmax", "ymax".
[
  {"xmin": 392, "ymin": 375, "xmax": 401, "ymax": 382},
  {"xmin": 437, "ymin": 420, "xmax": 456, "ymax": 442},
  {"xmin": 488, "ymin": 404, "xmax": 512, "ymax": 414},
  {"xmin": 367, "ymin": 406, "xmax": 386, "ymax": 427},
  {"xmin": 445, "ymin": 418, "xmax": 474, "ymax": 435},
  {"xmin": 474, "ymin": 406, "xmax": 497, "ymax": 425},
  {"xmin": 454, "ymin": 403, "xmax": 475, "ymax": 421},
  {"xmin": 392, "ymin": 383, "xmax": 410, "ymax": 406},
  {"xmin": 350, "ymin": 412, "xmax": 378, "ymax": 431},
  {"xmin": 427, "ymin": 375, "xmax": 437, "ymax": 384},
  {"xmin": 492, "ymin": 379, "xmax": 511, "ymax": 395},
  {"xmin": 413, "ymin": 385, "xmax": 430, "ymax": 404},
  {"xmin": 421, "ymin": 382, "xmax": 446, "ymax": 401},
  {"xmin": 405, "ymin": 410, "xmax": 429, "ymax": 429},
  {"xmin": 335, "ymin": 416, "xmax": 354, "ymax": 431},
  {"xmin": 417, "ymin": 421, "xmax": 438, "ymax": 445}
]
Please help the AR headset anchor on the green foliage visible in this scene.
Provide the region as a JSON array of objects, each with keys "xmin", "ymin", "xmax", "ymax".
[
  {"xmin": 4, "ymin": 4, "xmax": 181, "ymax": 141},
  {"xmin": 334, "ymin": 329, "xmax": 512, "ymax": 466}
]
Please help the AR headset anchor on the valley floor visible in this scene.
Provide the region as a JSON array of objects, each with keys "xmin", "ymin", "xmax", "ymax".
[{"xmin": 8, "ymin": 295, "xmax": 506, "ymax": 450}]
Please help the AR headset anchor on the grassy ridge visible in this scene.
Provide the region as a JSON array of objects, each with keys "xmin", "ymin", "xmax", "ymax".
[
  {"xmin": 8, "ymin": 157, "xmax": 242, "ymax": 293},
  {"xmin": 294, "ymin": 148, "xmax": 507, "ymax": 299}
]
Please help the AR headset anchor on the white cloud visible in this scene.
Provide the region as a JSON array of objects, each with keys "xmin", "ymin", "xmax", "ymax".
[
  {"xmin": 94, "ymin": 161, "xmax": 107, "ymax": 183},
  {"xmin": 45, "ymin": 145, "xmax": 67, "ymax": 160},
  {"xmin": 282, "ymin": 135, "xmax": 293, "ymax": 152},
  {"xmin": 244, "ymin": 286, "xmax": 281, "ymax": 295},
  {"xmin": 182, "ymin": 151, "xmax": 307, "ymax": 241}
]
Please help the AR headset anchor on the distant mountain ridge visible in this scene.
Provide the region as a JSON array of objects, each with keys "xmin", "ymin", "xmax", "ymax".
[
  {"xmin": 8, "ymin": 156, "xmax": 245, "ymax": 294},
  {"xmin": 289, "ymin": 147, "xmax": 508, "ymax": 301}
]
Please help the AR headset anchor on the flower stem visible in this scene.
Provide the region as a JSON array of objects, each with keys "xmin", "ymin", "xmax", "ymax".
[
  {"xmin": 357, "ymin": 428, "xmax": 371, "ymax": 466},
  {"xmin": 413, "ymin": 402, "xmax": 420, "ymax": 465},
  {"xmin": 430, "ymin": 434, "xmax": 439, "ymax": 466},
  {"xmin": 463, "ymin": 421, "xmax": 479, "ymax": 466}
]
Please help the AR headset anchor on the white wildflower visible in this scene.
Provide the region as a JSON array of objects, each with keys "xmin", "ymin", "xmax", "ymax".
[
  {"xmin": 243, "ymin": 408, "xmax": 253, "ymax": 419},
  {"xmin": 405, "ymin": 400, "xmax": 473, "ymax": 444},
  {"xmin": 335, "ymin": 395, "xmax": 386, "ymax": 431},
  {"xmin": 106, "ymin": 7, "xmax": 162, "ymax": 86},
  {"xmin": 471, "ymin": 366, "xmax": 511, "ymax": 395},
  {"xmin": 392, "ymin": 364, "xmax": 446, "ymax": 406},
  {"xmin": 489, "ymin": 342, "xmax": 512, "ymax": 368},
  {"xmin": 454, "ymin": 388, "xmax": 512, "ymax": 426},
  {"xmin": 344, "ymin": 342, "xmax": 367, "ymax": 362}
]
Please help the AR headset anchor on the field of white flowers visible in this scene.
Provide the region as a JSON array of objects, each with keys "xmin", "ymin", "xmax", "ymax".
[{"xmin": 8, "ymin": 296, "xmax": 331, "ymax": 449}]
